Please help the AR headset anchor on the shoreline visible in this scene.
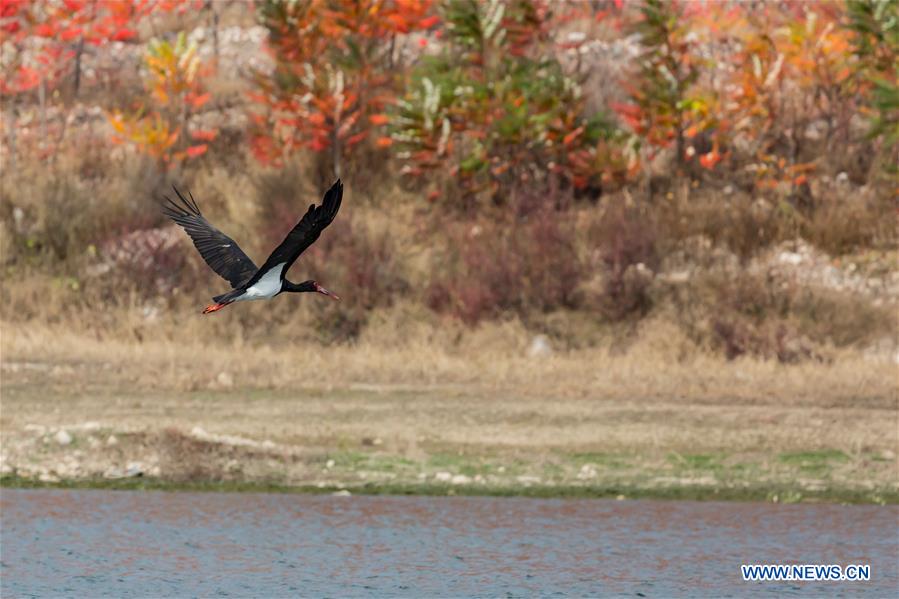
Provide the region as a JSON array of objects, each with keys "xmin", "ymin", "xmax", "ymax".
[
  {"xmin": 3, "ymin": 476, "xmax": 896, "ymax": 505},
  {"xmin": 4, "ymin": 337, "xmax": 896, "ymax": 508}
]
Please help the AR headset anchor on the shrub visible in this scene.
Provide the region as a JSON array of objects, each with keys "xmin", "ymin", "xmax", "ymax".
[
  {"xmin": 389, "ymin": 0, "xmax": 634, "ymax": 205},
  {"xmin": 427, "ymin": 200, "xmax": 583, "ymax": 324},
  {"xmin": 585, "ymin": 200, "xmax": 658, "ymax": 320}
]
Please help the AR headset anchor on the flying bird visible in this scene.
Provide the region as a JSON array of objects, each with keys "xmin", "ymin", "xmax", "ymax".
[{"xmin": 163, "ymin": 179, "xmax": 343, "ymax": 314}]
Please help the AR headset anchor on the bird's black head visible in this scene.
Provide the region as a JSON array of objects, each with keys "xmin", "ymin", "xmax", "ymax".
[{"xmin": 286, "ymin": 279, "xmax": 340, "ymax": 300}]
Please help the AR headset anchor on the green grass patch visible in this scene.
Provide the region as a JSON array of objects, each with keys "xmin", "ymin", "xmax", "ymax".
[
  {"xmin": 667, "ymin": 453, "xmax": 725, "ymax": 471},
  {"xmin": 326, "ymin": 451, "xmax": 416, "ymax": 472},
  {"xmin": 778, "ymin": 450, "xmax": 849, "ymax": 473}
]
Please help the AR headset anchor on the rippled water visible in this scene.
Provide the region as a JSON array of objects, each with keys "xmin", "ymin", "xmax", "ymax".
[{"xmin": 1, "ymin": 489, "xmax": 896, "ymax": 597}]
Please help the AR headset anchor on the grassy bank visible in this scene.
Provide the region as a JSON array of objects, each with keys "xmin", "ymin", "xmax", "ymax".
[{"xmin": 2, "ymin": 320, "xmax": 896, "ymax": 504}]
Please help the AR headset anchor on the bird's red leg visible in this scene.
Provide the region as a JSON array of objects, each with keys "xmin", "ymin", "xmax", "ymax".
[{"xmin": 202, "ymin": 302, "xmax": 229, "ymax": 314}]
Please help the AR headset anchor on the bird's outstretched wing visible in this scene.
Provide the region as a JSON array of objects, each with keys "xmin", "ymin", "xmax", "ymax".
[
  {"xmin": 162, "ymin": 187, "xmax": 258, "ymax": 289},
  {"xmin": 250, "ymin": 179, "xmax": 343, "ymax": 284}
]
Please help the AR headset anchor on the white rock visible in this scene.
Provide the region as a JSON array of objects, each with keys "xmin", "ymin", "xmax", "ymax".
[
  {"xmin": 528, "ymin": 335, "xmax": 553, "ymax": 358},
  {"xmin": 450, "ymin": 474, "xmax": 472, "ymax": 485},
  {"xmin": 577, "ymin": 464, "xmax": 597, "ymax": 480},
  {"xmin": 434, "ymin": 471, "xmax": 452, "ymax": 482},
  {"xmin": 777, "ymin": 251, "xmax": 804, "ymax": 266},
  {"xmin": 516, "ymin": 475, "xmax": 541, "ymax": 485},
  {"xmin": 55, "ymin": 430, "xmax": 73, "ymax": 446},
  {"xmin": 332, "ymin": 489, "xmax": 352, "ymax": 497},
  {"xmin": 216, "ymin": 371, "xmax": 234, "ymax": 388},
  {"xmin": 325, "ymin": 459, "xmax": 335, "ymax": 469},
  {"xmin": 106, "ymin": 435, "xmax": 118, "ymax": 446}
]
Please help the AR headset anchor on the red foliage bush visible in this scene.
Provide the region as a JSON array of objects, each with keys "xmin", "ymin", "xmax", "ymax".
[{"xmin": 427, "ymin": 204, "xmax": 583, "ymax": 324}]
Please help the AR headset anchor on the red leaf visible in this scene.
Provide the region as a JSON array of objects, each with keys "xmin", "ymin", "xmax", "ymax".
[
  {"xmin": 368, "ymin": 114, "xmax": 389, "ymax": 126},
  {"xmin": 185, "ymin": 144, "xmax": 207, "ymax": 158},
  {"xmin": 345, "ymin": 131, "xmax": 367, "ymax": 147},
  {"xmin": 419, "ymin": 15, "xmax": 440, "ymax": 29},
  {"xmin": 110, "ymin": 28, "xmax": 136, "ymax": 41},
  {"xmin": 190, "ymin": 129, "xmax": 217, "ymax": 141},
  {"xmin": 60, "ymin": 26, "xmax": 83, "ymax": 41},
  {"xmin": 34, "ymin": 23, "xmax": 56, "ymax": 37}
]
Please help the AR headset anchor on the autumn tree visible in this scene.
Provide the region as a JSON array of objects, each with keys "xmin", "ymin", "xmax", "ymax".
[{"xmin": 250, "ymin": 0, "xmax": 438, "ymax": 182}]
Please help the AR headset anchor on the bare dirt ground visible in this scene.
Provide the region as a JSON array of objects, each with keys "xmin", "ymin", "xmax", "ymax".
[{"xmin": 2, "ymin": 320, "xmax": 896, "ymax": 503}]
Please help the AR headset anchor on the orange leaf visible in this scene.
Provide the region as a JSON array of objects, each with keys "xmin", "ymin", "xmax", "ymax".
[
  {"xmin": 699, "ymin": 150, "xmax": 721, "ymax": 170},
  {"xmin": 376, "ymin": 137, "xmax": 393, "ymax": 148},
  {"xmin": 190, "ymin": 93, "xmax": 211, "ymax": 108},
  {"xmin": 562, "ymin": 126, "xmax": 584, "ymax": 147},
  {"xmin": 369, "ymin": 114, "xmax": 389, "ymax": 126}
]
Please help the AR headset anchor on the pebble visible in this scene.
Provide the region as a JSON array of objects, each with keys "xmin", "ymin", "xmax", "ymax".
[
  {"xmin": 332, "ymin": 489, "xmax": 352, "ymax": 497},
  {"xmin": 434, "ymin": 471, "xmax": 452, "ymax": 482},
  {"xmin": 55, "ymin": 430, "xmax": 73, "ymax": 446},
  {"xmin": 106, "ymin": 435, "xmax": 118, "ymax": 446},
  {"xmin": 450, "ymin": 474, "xmax": 472, "ymax": 485}
]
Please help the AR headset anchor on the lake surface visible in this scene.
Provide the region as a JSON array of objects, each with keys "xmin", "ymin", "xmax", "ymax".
[{"xmin": 1, "ymin": 489, "xmax": 896, "ymax": 597}]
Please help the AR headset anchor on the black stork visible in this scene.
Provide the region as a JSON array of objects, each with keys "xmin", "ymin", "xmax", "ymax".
[{"xmin": 163, "ymin": 179, "xmax": 343, "ymax": 314}]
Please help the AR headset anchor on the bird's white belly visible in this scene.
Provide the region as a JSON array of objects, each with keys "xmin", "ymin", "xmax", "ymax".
[{"xmin": 240, "ymin": 262, "xmax": 285, "ymax": 301}]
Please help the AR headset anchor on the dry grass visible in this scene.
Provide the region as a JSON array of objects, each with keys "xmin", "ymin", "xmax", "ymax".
[{"xmin": 1, "ymin": 312, "xmax": 895, "ymax": 403}]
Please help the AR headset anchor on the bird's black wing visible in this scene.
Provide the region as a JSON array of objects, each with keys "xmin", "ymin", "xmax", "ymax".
[
  {"xmin": 249, "ymin": 179, "xmax": 343, "ymax": 285},
  {"xmin": 162, "ymin": 187, "xmax": 259, "ymax": 289}
]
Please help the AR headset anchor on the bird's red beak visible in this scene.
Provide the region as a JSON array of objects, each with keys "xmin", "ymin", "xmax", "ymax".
[{"xmin": 314, "ymin": 283, "xmax": 340, "ymax": 301}]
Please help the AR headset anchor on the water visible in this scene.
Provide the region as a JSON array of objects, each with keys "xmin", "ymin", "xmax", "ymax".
[{"xmin": 1, "ymin": 489, "xmax": 896, "ymax": 597}]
